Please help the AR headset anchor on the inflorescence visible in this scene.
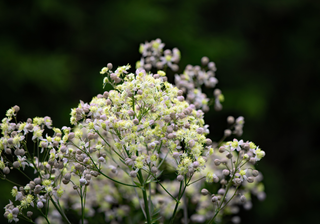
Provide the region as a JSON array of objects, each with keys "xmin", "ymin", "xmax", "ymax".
[{"xmin": 0, "ymin": 39, "xmax": 266, "ymax": 224}]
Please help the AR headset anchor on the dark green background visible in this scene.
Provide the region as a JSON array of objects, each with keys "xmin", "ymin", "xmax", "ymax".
[{"xmin": 1, "ymin": 0, "xmax": 319, "ymax": 223}]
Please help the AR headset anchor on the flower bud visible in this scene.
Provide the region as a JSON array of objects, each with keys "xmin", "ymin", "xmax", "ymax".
[
  {"xmin": 227, "ymin": 116, "xmax": 234, "ymax": 124},
  {"xmin": 12, "ymin": 207, "xmax": 19, "ymax": 215},
  {"xmin": 211, "ymin": 196, "xmax": 218, "ymax": 202},
  {"xmin": 37, "ymin": 201, "xmax": 44, "ymax": 209},
  {"xmin": 247, "ymin": 177, "xmax": 254, "ymax": 183},
  {"xmin": 13, "ymin": 161, "xmax": 20, "ymax": 168},
  {"xmin": 177, "ymin": 96, "xmax": 184, "ymax": 102},
  {"xmin": 224, "ymin": 129, "xmax": 231, "ymax": 137},
  {"xmin": 233, "ymin": 178, "xmax": 242, "ymax": 186},
  {"xmin": 206, "ymin": 138, "xmax": 212, "ymax": 145},
  {"xmin": 252, "ymin": 170, "xmax": 259, "ymax": 177},
  {"xmin": 222, "ymin": 169, "xmax": 230, "ymax": 176},
  {"xmin": 128, "ymin": 110, "xmax": 134, "ymax": 117},
  {"xmin": 220, "ymin": 179, "xmax": 227, "ymax": 185},
  {"xmin": 214, "ymin": 159, "xmax": 221, "ymax": 166},
  {"xmin": 219, "ymin": 146, "xmax": 225, "ymax": 153},
  {"xmin": 201, "ymin": 188, "xmax": 210, "ymax": 195},
  {"xmin": 64, "ymin": 173, "xmax": 71, "ymax": 180},
  {"xmin": 240, "ymin": 195, "xmax": 246, "ymax": 203},
  {"xmin": 5, "ymin": 148, "xmax": 11, "ymax": 154},
  {"xmin": 79, "ymin": 178, "xmax": 87, "ymax": 185},
  {"xmin": 196, "ymin": 128, "xmax": 204, "ymax": 134},
  {"xmin": 34, "ymin": 178, "xmax": 41, "ymax": 185},
  {"xmin": 249, "ymin": 157, "xmax": 256, "ymax": 164},
  {"xmin": 3, "ymin": 167, "xmax": 10, "ymax": 174},
  {"xmin": 218, "ymin": 189, "xmax": 225, "ymax": 195},
  {"xmin": 129, "ymin": 171, "xmax": 137, "ymax": 178},
  {"xmin": 107, "ymin": 63, "xmax": 113, "ymax": 70},
  {"xmin": 201, "ymin": 56, "xmax": 209, "ymax": 66},
  {"xmin": 177, "ymin": 175, "xmax": 184, "ymax": 182},
  {"xmin": 226, "ymin": 153, "xmax": 233, "ymax": 159},
  {"xmin": 13, "ymin": 105, "xmax": 20, "ymax": 113},
  {"xmin": 133, "ymin": 118, "xmax": 139, "ymax": 125},
  {"xmin": 27, "ymin": 211, "xmax": 33, "ymax": 217}
]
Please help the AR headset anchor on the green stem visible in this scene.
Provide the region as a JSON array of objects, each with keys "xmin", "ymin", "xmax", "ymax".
[
  {"xmin": 138, "ymin": 170, "xmax": 151, "ymax": 224},
  {"xmin": 207, "ymin": 174, "xmax": 236, "ymax": 224},
  {"xmin": 38, "ymin": 208, "xmax": 51, "ymax": 224},
  {"xmin": 169, "ymin": 181, "xmax": 183, "ymax": 224},
  {"xmin": 49, "ymin": 195, "xmax": 72, "ymax": 224}
]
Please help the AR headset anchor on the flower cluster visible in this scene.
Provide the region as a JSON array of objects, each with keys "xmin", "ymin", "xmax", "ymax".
[
  {"xmin": 0, "ymin": 39, "xmax": 266, "ymax": 224},
  {"xmin": 137, "ymin": 38, "xmax": 181, "ymax": 71}
]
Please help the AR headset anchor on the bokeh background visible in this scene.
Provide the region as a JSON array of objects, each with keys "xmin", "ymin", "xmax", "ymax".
[{"xmin": 1, "ymin": 0, "xmax": 319, "ymax": 223}]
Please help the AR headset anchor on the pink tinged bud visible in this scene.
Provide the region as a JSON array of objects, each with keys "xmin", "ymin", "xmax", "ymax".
[
  {"xmin": 68, "ymin": 132, "xmax": 75, "ymax": 140},
  {"xmin": 5, "ymin": 148, "xmax": 11, "ymax": 154},
  {"xmin": 249, "ymin": 157, "xmax": 256, "ymax": 164},
  {"xmin": 106, "ymin": 99, "xmax": 112, "ymax": 105},
  {"xmin": 64, "ymin": 173, "xmax": 71, "ymax": 180},
  {"xmin": 79, "ymin": 178, "xmax": 87, "ymax": 185},
  {"xmin": 220, "ymin": 179, "xmax": 227, "ymax": 185},
  {"xmin": 98, "ymin": 157, "xmax": 105, "ymax": 163},
  {"xmin": 166, "ymin": 126, "xmax": 173, "ymax": 133},
  {"xmin": 234, "ymin": 178, "xmax": 242, "ymax": 186},
  {"xmin": 196, "ymin": 128, "xmax": 204, "ymax": 134},
  {"xmin": 128, "ymin": 110, "xmax": 134, "ymax": 116},
  {"xmin": 164, "ymin": 115, "xmax": 171, "ymax": 123},
  {"xmin": 125, "ymin": 158, "xmax": 134, "ymax": 166},
  {"xmin": 224, "ymin": 129, "xmax": 231, "ymax": 137},
  {"xmin": 227, "ymin": 116, "xmax": 235, "ymax": 124},
  {"xmin": 3, "ymin": 167, "xmax": 10, "ymax": 174},
  {"xmin": 214, "ymin": 159, "xmax": 221, "ymax": 166},
  {"xmin": 177, "ymin": 90, "xmax": 183, "ymax": 96},
  {"xmin": 137, "ymin": 90, "xmax": 143, "ymax": 95},
  {"xmin": 252, "ymin": 170, "xmax": 259, "ymax": 177},
  {"xmin": 201, "ymin": 189, "xmax": 209, "ymax": 195},
  {"xmin": 103, "ymin": 91, "xmax": 109, "ymax": 98},
  {"xmin": 170, "ymin": 112, "xmax": 176, "ymax": 120},
  {"xmin": 177, "ymin": 96, "xmax": 184, "ymax": 102},
  {"xmin": 13, "ymin": 105, "xmax": 20, "ymax": 113},
  {"xmin": 167, "ymin": 133, "xmax": 175, "ymax": 139},
  {"xmin": 133, "ymin": 118, "xmax": 139, "ymax": 125},
  {"xmin": 7, "ymin": 138, "xmax": 13, "ymax": 144},
  {"xmin": 13, "ymin": 161, "xmax": 20, "ymax": 168},
  {"xmin": 217, "ymin": 189, "xmax": 225, "ymax": 195},
  {"xmin": 247, "ymin": 177, "xmax": 254, "ymax": 183},
  {"xmin": 12, "ymin": 208, "xmax": 19, "ymax": 215},
  {"xmin": 222, "ymin": 169, "xmax": 230, "ymax": 176},
  {"xmin": 111, "ymin": 167, "xmax": 117, "ymax": 173},
  {"xmin": 211, "ymin": 196, "xmax": 218, "ymax": 202},
  {"xmin": 172, "ymin": 152, "xmax": 180, "ymax": 159},
  {"xmin": 107, "ymin": 63, "xmax": 113, "ymax": 70},
  {"xmin": 37, "ymin": 201, "xmax": 44, "ymax": 209},
  {"xmin": 193, "ymin": 161, "xmax": 199, "ymax": 168},
  {"xmin": 34, "ymin": 178, "xmax": 41, "ymax": 185},
  {"xmin": 201, "ymin": 56, "xmax": 209, "ymax": 66},
  {"xmin": 226, "ymin": 153, "xmax": 233, "ymax": 159},
  {"xmin": 240, "ymin": 195, "xmax": 246, "ymax": 203},
  {"xmin": 177, "ymin": 175, "xmax": 184, "ymax": 182},
  {"xmin": 100, "ymin": 114, "xmax": 107, "ymax": 120},
  {"xmin": 189, "ymin": 140, "xmax": 195, "ymax": 147},
  {"xmin": 129, "ymin": 171, "xmax": 137, "ymax": 178},
  {"xmin": 206, "ymin": 138, "xmax": 212, "ymax": 145}
]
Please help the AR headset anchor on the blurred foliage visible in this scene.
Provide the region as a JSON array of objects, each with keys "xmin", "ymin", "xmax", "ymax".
[{"xmin": 1, "ymin": 0, "xmax": 320, "ymax": 223}]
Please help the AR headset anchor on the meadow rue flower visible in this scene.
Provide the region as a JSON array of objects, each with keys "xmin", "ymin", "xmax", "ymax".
[{"xmin": 0, "ymin": 40, "xmax": 266, "ymax": 224}]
